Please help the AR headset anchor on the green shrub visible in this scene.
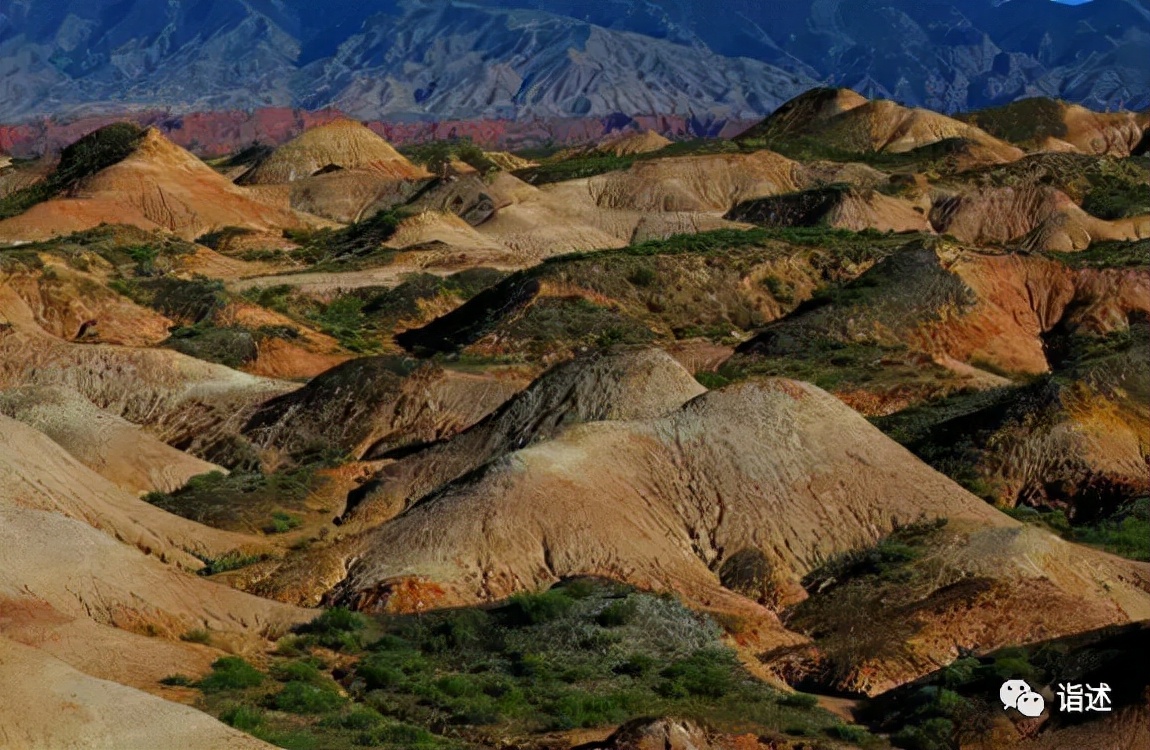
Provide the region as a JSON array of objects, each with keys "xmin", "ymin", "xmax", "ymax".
[
  {"xmin": 435, "ymin": 674, "xmax": 482, "ymax": 698},
  {"xmin": 271, "ymin": 660, "xmax": 327, "ymax": 685},
  {"xmin": 778, "ymin": 691, "xmax": 820, "ymax": 709},
  {"xmin": 426, "ymin": 609, "xmax": 491, "ymax": 651},
  {"xmin": 613, "ymin": 653, "xmax": 655, "ymax": 677},
  {"xmin": 546, "ymin": 691, "xmax": 632, "ymax": 729},
  {"xmin": 272, "ymin": 681, "xmax": 345, "ymax": 714},
  {"xmin": 358, "ymin": 661, "xmax": 405, "ymax": 691},
  {"xmin": 194, "ymin": 550, "xmax": 264, "ymax": 576},
  {"xmin": 266, "ymin": 511, "xmax": 303, "ymax": 534},
  {"xmin": 199, "ymin": 656, "xmax": 264, "ymax": 692},
  {"xmin": 659, "ymin": 650, "xmax": 735, "ymax": 698},
  {"xmin": 354, "ymin": 721, "xmax": 441, "ymax": 748},
  {"xmin": 180, "ymin": 628, "xmax": 212, "ymax": 645},
  {"xmin": 304, "ymin": 607, "xmax": 367, "ymax": 635},
  {"xmin": 596, "ymin": 599, "xmax": 638, "ymax": 628},
  {"xmin": 220, "ymin": 704, "xmax": 265, "ymax": 732},
  {"xmin": 326, "ymin": 707, "xmax": 386, "ymax": 731},
  {"xmin": 553, "ymin": 577, "xmax": 609, "ymax": 600},
  {"xmin": 160, "ymin": 674, "xmax": 196, "ymax": 687},
  {"xmin": 507, "ymin": 590, "xmax": 575, "ymax": 625},
  {"xmin": 892, "ymin": 717, "xmax": 954, "ymax": 750},
  {"xmin": 695, "ymin": 371, "xmax": 731, "ymax": 389},
  {"xmin": 627, "ymin": 265, "xmax": 658, "ymax": 287},
  {"xmin": 825, "ymin": 723, "xmax": 873, "ymax": 743}
]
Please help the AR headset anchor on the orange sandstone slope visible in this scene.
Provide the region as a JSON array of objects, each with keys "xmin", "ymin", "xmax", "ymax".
[
  {"xmin": 0, "ymin": 385, "xmax": 221, "ymax": 496},
  {"xmin": 0, "ymin": 635, "xmax": 276, "ymax": 750},
  {"xmin": 733, "ymin": 243, "xmax": 1150, "ymax": 387},
  {"xmin": 0, "ymin": 127, "xmax": 324, "ymax": 243}
]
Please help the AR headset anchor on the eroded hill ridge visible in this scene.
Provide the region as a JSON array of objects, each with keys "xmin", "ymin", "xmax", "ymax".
[{"xmin": 0, "ymin": 86, "xmax": 1148, "ymax": 748}]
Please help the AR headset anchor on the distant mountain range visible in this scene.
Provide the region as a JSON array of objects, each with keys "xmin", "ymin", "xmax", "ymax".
[{"xmin": 2, "ymin": 0, "xmax": 1148, "ymax": 123}]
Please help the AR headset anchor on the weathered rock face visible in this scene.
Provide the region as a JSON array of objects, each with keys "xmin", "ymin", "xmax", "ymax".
[{"xmin": 2, "ymin": 0, "xmax": 1146, "ymax": 125}]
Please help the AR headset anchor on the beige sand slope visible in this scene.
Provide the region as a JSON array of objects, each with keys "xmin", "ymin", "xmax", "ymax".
[
  {"xmin": 595, "ymin": 129, "xmax": 674, "ymax": 156},
  {"xmin": 2, "ymin": 258, "xmax": 173, "ymax": 346},
  {"xmin": 741, "ymin": 88, "xmax": 1023, "ymax": 165},
  {"xmin": 0, "ymin": 413, "xmax": 266, "ymax": 567},
  {"xmin": 0, "ymin": 385, "xmax": 222, "ymax": 495},
  {"xmin": 0, "ymin": 635, "xmax": 275, "ymax": 750},
  {"xmin": 587, "ymin": 150, "xmax": 808, "ymax": 213},
  {"xmin": 333, "ymin": 380, "xmax": 1009, "ymax": 608}
]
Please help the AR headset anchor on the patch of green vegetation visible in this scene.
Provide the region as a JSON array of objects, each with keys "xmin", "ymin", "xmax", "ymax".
[
  {"xmin": 0, "ymin": 123, "xmax": 147, "ymax": 219},
  {"xmin": 188, "ymin": 581, "xmax": 871, "ymax": 749},
  {"xmin": 402, "ymin": 227, "xmax": 919, "ymax": 356},
  {"xmin": 784, "ymin": 519, "xmax": 959, "ymax": 690},
  {"xmin": 507, "ymin": 590, "xmax": 576, "ymax": 625},
  {"xmin": 294, "ymin": 607, "xmax": 371, "ymax": 652},
  {"xmin": 285, "ymin": 209, "xmax": 404, "ymax": 269},
  {"xmin": 723, "ymin": 244, "xmax": 978, "ymax": 400},
  {"xmin": 242, "ymin": 269, "xmax": 505, "ymax": 353},
  {"xmin": 11, "ymin": 225, "xmax": 197, "ymax": 274},
  {"xmin": 116, "ymin": 276, "xmax": 228, "ymax": 322},
  {"xmin": 694, "ymin": 371, "xmax": 732, "ymax": 390},
  {"xmin": 958, "ymin": 97, "xmax": 1068, "ymax": 145},
  {"xmin": 513, "ymin": 137, "xmax": 739, "ymax": 186},
  {"xmin": 144, "ymin": 468, "xmax": 325, "ymax": 534},
  {"xmin": 737, "ymin": 130, "xmax": 974, "ymax": 172},
  {"xmin": 515, "ymin": 153, "xmax": 636, "ymax": 184},
  {"xmin": 1004, "ymin": 499, "xmax": 1150, "ymax": 561},
  {"xmin": 863, "ymin": 621, "xmax": 1150, "ymax": 749},
  {"xmin": 180, "ymin": 628, "xmax": 213, "ymax": 645},
  {"xmin": 401, "ymin": 137, "xmax": 500, "ymax": 177},
  {"xmin": 802, "ymin": 518, "xmax": 948, "ymax": 593},
  {"xmin": 194, "ymin": 550, "xmax": 268, "ymax": 576},
  {"xmin": 199, "ymin": 657, "xmax": 265, "ymax": 692},
  {"xmin": 1080, "ymin": 159, "xmax": 1150, "ymax": 219},
  {"xmin": 504, "ymin": 296, "xmax": 657, "ymax": 356},
  {"xmin": 1045, "ymin": 238, "xmax": 1149, "ymax": 269},
  {"xmin": 164, "ymin": 324, "xmax": 261, "ymax": 368},
  {"xmin": 266, "ymin": 511, "xmax": 304, "ymax": 535}
]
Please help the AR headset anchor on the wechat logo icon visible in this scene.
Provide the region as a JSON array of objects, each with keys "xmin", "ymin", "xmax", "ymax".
[{"xmin": 1000, "ymin": 679, "xmax": 1045, "ymax": 717}]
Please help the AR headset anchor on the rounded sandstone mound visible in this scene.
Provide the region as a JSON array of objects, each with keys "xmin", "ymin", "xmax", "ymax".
[
  {"xmin": 345, "ymin": 347, "xmax": 707, "ymax": 526},
  {"xmin": 239, "ymin": 119, "xmax": 428, "ymax": 184},
  {"xmin": 595, "ymin": 129, "xmax": 673, "ymax": 156},
  {"xmin": 318, "ymin": 378, "xmax": 1008, "ymax": 615}
]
